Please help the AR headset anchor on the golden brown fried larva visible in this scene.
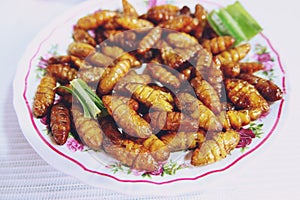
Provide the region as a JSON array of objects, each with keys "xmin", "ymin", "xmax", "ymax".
[
  {"xmin": 147, "ymin": 84, "xmax": 174, "ymax": 103},
  {"xmin": 124, "ymin": 83, "xmax": 173, "ymax": 112},
  {"xmin": 202, "ymin": 36, "xmax": 235, "ymax": 55},
  {"xmin": 159, "ymin": 15, "xmax": 194, "ymax": 31},
  {"xmin": 238, "ymin": 73, "xmax": 283, "ymax": 102},
  {"xmin": 178, "ymin": 66, "xmax": 195, "ymax": 81},
  {"xmin": 166, "ymin": 32, "xmax": 199, "ymax": 49},
  {"xmin": 100, "ymin": 117, "xmax": 158, "ymax": 172},
  {"xmin": 46, "ymin": 64, "xmax": 77, "ymax": 84},
  {"xmin": 146, "ymin": 4, "xmax": 179, "ymax": 24},
  {"xmin": 76, "ymin": 10, "xmax": 118, "ymax": 30},
  {"xmin": 50, "ymin": 102, "xmax": 71, "ymax": 145},
  {"xmin": 115, "ymin": 16, "xmax": 154, "ymax": 30},
  {"xmin": 176, "ymin": 92, "xmax": 222, "ymax": 131},
  {"xmin": 145, "ymin": 61, "xmax": 180, "ymax": 89},
  {"xmin": 87, "ymin": 52, "xmax": 114, "ymax": 68},
  {"xmin": 221, "ymin": 62, "xmax": 241, "ymax": 78},
  {"xmin": 72, "ymin": 106, "xmax": 104, "ymax": 150},
  {"xmin": 33, "ymin": 76, "xmax": 57, "ymax": 118},
  {"xmin": 101, "ymin": 46, "xmax": 124, "ymax": 60},
  {"xmin": 68, "ymin": 42, "xmax": 95, "ymax": 59},
  {"xmin": 160, "ymin": 130, "xmax": 206, "ymax": 152},
  {"xmin": 138, "ymin": 27, "xmax": 162, "ymax": 54},
  {"xmin": 101, "ymin": 94, "xmax": 139, "ymax": 111},
  {"xmin": 190, "ymin": 76, "xmax": 222, "ymax": 114},
  {"xmin": 97, "ymin": 59, "xmax": 131, "ymax": 95},
  {"xmin": 193, "ymin": 4, "xmax": 207, "ymax": 38},
  {"xmin": 239, "ymin": 62, "xmax": 264, "ymax": 74},
  {"xmin": 144, "ymin": 111, "xmax": 199, "ymax": 132},
  {"xmin": 216, "ymin": 43, "xmax": 251, "ymax": 64},
  {"xmin": 114, "ymin": 70, "xmax": 152, "ymax": 92},
  {"xmin": 191, "ymin": 130, "xmax": 240, "ymax": 166},
  {"xmin": 225, "ymin": 78, "xmax": 270, "ymax": 113},
  {"xmin": 102, "ymin": 95, "xmax": 153, "ymax": 139},
  {"xmin": 140, "ymin": 134, "xmax": 170, "ymax": 162},
  {"xmin": 117, "ymin": 52, "xmax": 142, "ymax": 67},
  {"xmin": 77, "ymin": 67, "xmax": 105, "ymax": 84},
  {"xmin": 122, "ymin": 0, "xmax": 139, "ymax": 18},
  {"xmin": 224, "ymin": 108, "xmax": 262, "ymax": 130},
  {"xmin": 72, "ymin": 28, "xmax": 96, "ymax": 47},
  {"xmin": 195, "ymin": 49, "xmax": 224, "ymax": 96},
  {"xmin": 105, "ymin": 30, "xmax": 137, "ymax": 50}
]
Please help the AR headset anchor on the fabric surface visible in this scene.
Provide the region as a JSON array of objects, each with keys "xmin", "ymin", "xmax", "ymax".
[{"xmin": 1, "ymin": 0, "xmax": 300, "ymax": 199}]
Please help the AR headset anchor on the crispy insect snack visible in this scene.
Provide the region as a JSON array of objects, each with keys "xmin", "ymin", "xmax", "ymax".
[
  {"xmin": 72, "ymin": 106, "xmax": 104, "ymax": 150},
  {"xmin": 124, "ymin": 83, "xmax": 173, "ymax": 112},
  {"xmin": 238, "ymin": 73, "xmax": 283, "ymax": 102},
  {"xmin": 144, "ymin": 111, "xmax": 199, "ymax": 132},
  {"xmin": 160, "ymin": 130, "xmax": 206, "ymax": 152},
  {"xmin": 216, "ymin": 43, "xmax": 251, "ymax": 64},
  {"xmin": 50, "ymin": 102, "xmax": 71, "ymax": 145},
  {"xmin": 191, "ymin": 130, "xmax": 240, "ymax": 166},
  {"xmin": 97, "ymin": 59, "xmax": 131, "ymax": 95},
  {"xmin": 102, "ymin": 95, "xmax": 152, "ymax": 139},
  {"xmin": 202, "ymin": 36, "xmax": 235, "ymax": 55},
  {"xmin": 100, "ymin": 117, "xmax": 158, "ymax": 172},
  {"xmin": 33, "ymin": 76, "xmax": 57, "ymax": 118},
  {"xmin": 32, "ymin": 1, "xmax": 284, "ymax": 173},
  {"xmin": 46, "ymin": 64, "xmax": 77, "ymax": 84}
]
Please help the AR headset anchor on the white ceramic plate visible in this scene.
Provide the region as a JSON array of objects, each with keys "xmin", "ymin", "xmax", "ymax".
[{"xmin": 13, "ymin": 0, "xmax": 286, "ymax": 196}]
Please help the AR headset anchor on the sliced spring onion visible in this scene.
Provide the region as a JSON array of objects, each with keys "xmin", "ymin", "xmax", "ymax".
[
  {"xmin": 58, "ymin": 79, "xmax": 107, "ymax": 119},
  {"xmin": 207, "ymin": 1, "xmax": 263, "ymax": 45}
]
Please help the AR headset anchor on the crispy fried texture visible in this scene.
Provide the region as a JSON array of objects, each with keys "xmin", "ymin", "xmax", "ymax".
[
  {"xmin": 102, "ymin": 95, "xmax": 152, "ymax": 138},
  {"xmin": 191, "ymin": 130, "xmax": 240, "ymax": 166},
  {"xmin": 160, "ymin": 130, "xmax": 206, "ymax": 152},
  {"xmin": 46, "ymin": 64, "xmax": 77, "ymax": 84},
  {"xmin": 114, "ymin": 70, "xmax": 152, "ymax": 92},
  {"xmin": 146, "ymin": 4, "xmax": 179, "ymax": 24},
  {"xmin": 224, "ymin": 108, "xmax": 262, "ymax": 130},
  {"xmin": 202, "ymin": 36, "xmax": 235, "ymax": 55},
  {"xmin": 106, "ymin": 31, "xmax": 137, "ymax": 50},
  {"xmin": 193, "ymin": 4, "xmax": 207, "ymax": 38},
  {"xmin": 122, "ymin": 0, "xmax": 139, "ymax": 18},
  {"xmin": 195, "ymin": 49, "xmax": 224, "ymax": 96},
  {"xmin": 33, "ymin": 76, "xmax": 56, "ymax": 118},
  {"xmin": 100, "ymin": 117, "xmax": 158, "ymax": 172},
  {"xmin": 68, "ymin": 42, "xmax": 95, "ymax": 59},
  {"xmin": 72, "ymin": 107, "xmax": 103, "ymax": 150},
  {"xmin": 50, "ymin": 102, "xmax": 71, "ymax": 145},
  {"xmin": 138, "ymin": 27, "xmax": 162, "ymax": 54},
  {"xmin": 141, "ymin": 134, "xmax": 170, "ymax": 162},
  {"xmin": 87, "ymin": 52, "xmax": 114, "ymax": 67},
  {"xmin": 216, "ymin": 43, "xmax": 251, "ymax": 64},
  {"xmin": 77, "ymin": 67, "xmax": 105, "ymax": 84},
  {"xmin": 124, "ymin": 83, "xmax": 173, "ymax": 112},
  {"xmin": 116, "ymin": 16, "xmax": 154, "ymax": 30},
  {"xmin": 72, "ymin": 28, "xmax": 96, "ymax": 46},
  {"xmin": 76, "ymin": 10, "xmax": 118, "ymax": 30},
  {"xmin": 166, "ymin": 32, "xmax": 198, "ymax": 49},
  {"xmin": 225, "ymin": 78, "xmax": 270, "ymax": 113},
  {"xmin": 97, "ymin": 59, "xmax": 131, "ymax": 95},
  {"xmin": 221, "ymin": 62, "xmax": 240, "ymax": 78},
  {"xmin": 144, "ymin": 111, "xmax": 199, "ymax": 132},
  {"xmin": 190, "ymin": 76, "xmax": 222, "ymax": 114},
  {"xmin": 238, "ymin": 73, "xmax": 283, "ymax": 102},
  {"xmin": 239, "ymin": 62, "xmax": 264, "ymax": 74},
  {"xmin": 159, "ymin": 15, "xmax": 194, "ymax": 31},
  {"xmin": 146, "ymin": 61, "xmax": 180, "ymax": 89},
  {"xmin": 101, "ymin": 46, "xmax": 124, "ymax": 60},
  {"xmin": 176, "ymin": 93, "xmax": 222, "ymax": 131}
]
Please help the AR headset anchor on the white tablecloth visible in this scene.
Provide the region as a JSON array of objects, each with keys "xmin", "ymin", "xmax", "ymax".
[{"xmin": 1, "ymin": 0, "xmax": 300, "ymax": 199}]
